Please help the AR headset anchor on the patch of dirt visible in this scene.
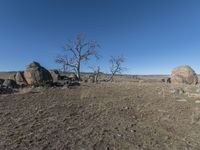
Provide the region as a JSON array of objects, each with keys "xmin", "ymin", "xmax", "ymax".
[{"xmin": 0, "ymin": 82, "xmax": 200, "ymax": 149}]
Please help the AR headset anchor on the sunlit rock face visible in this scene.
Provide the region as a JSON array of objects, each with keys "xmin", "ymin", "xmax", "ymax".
[
  {"xmin": 171, "ymin": 65, "xmax": 198, "ymax": 85},
  {"xmin": 24, "ymin": 61, "xmax": 53, "ymax": 86}
]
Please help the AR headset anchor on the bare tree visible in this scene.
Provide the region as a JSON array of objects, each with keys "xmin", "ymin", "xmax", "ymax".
[
  {"xmin": 55, "ymin": 33, "xmax": 100, "ymax": 80},
  {"xmin": 108, "ymin": 55, "xmax": 125, "ymax": 81}
]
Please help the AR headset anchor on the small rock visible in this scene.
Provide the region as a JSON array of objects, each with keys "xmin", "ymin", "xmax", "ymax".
[
  {"xmin": 170, "ymin": 87, "xmax": 184, "ymax": 95},
  {"xmin": 124, "ymin": 106, "xmax": 129, "ymax": 110},
  {"xmin": 195, "ymin": 100, "xmax": 200, "ymax": 104},
  {"xmin": 196, "ymin": 85, "xmax": 200, "ymax": 93},
  {"xmin": 176, "ymin": 99, "xmax": 187, "ymax": 102}
]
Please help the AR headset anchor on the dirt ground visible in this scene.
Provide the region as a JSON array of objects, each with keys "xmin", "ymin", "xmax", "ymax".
[{"xmin": 1, "ymin": 79, "xmax": 200, "ymax": 150}]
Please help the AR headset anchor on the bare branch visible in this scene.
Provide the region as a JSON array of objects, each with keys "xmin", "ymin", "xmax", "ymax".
[
  {"xmin": 108, "ymin": 55, "xmax": 125, "ymax": 81},
  {"xmin": 55, "ymin": 33, "xmax": 100, "ymax": 80}
]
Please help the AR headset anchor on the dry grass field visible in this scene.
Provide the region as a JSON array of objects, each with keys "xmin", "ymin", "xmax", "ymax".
[{"xmin": 1, "ymin": 75, "xmax": 200, "ymax": 150}]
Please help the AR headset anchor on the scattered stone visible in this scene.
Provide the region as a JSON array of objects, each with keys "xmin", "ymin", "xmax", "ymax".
[
  {"xmin": 166, "ymin": 78, "xmax": 171, "ymax": 83},
  {"xmin": 176, "ymin": 99, "xmax": 187, "ymax": 102},
  {"xmin": 195, "ymin": 100, "xmax": 200, "ymax": 104},
  {"xmin": 170, "ymin": 87, "xmax": 185, "ymax": 95},
  {"xmin": 161, "ymin": 78, "xmax": 171, "ymax": 83},
  {"xmin": 161, "ymin": 79, "xmax": 165, "ymax": 82},
  {"xmin": 171, "ymin": 65, "xmax": 198, "ymax": 85},
  {"xmin": 124, "ymin": 106, "xmax": 129, "ymax": 110},
  {"xmin": 23, "ymin": 61, "xmax": 53, "ymax": 86},
  {"xmin": 187, "ymin": 93, "xmax": 200, "ymax": 98},
  {"xmin": 3, "ymin": 79, "xmax": 18, "ymax": 88},
  {"xmin": 196, "ymin": 85, "xmax": 200, "ymax": 93}
]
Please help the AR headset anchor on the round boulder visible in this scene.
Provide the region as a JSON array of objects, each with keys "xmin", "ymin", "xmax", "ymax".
[
  {"xmin": 171, "ymin": 65, "xmax": 198, "ymax": 85},
  {"xmin": 24, "ymin": 61, "xmax": 53, "ymax": 86}
]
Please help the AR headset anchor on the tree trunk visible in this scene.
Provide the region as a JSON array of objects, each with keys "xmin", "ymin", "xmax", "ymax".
[
  {"xmin": 107, "ymin": 73, "xmax": 114, "ymax": 82},
  {"xmin": 77, "ymin": 62, "xmax": 81, "ymax": 81},
  {"xmin": 63, "ymin": 64, "xmax": 66, "ymax": 72}
]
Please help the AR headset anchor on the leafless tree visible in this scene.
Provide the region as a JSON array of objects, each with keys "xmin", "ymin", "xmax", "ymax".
[
  {"xmin": 108, "ymin": 55, "xmax": 125, "ymax": 81},
  {"xmin": 55, "ymin": 33, "xmax": 100, "ymax": 80}
]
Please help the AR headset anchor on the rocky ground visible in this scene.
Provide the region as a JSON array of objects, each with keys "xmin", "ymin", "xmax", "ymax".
[{"xmin": 1, "ymin": 80, "xmax": 200, "ymax": 150}]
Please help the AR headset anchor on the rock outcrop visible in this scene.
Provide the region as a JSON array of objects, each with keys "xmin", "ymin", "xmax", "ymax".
[
  {"xmin": 23, "ymin": 62, "xmax": 53, "ymax": 86},
  {"xmin": 171, "ymin": 65, "xmax": 198, "ymax": 85},
  {"xmin": 15, "ymin": 72, "xmax": 27, "ymax": 86},
  {"xmin": 49, "ymin": 70, "xmax": 61, "ymax": 83}
]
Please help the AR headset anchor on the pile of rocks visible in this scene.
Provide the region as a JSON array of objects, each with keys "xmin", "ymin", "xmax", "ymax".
[{"xmin": 0, "ymin": 61, "xmax": 80, "ymax": 94}]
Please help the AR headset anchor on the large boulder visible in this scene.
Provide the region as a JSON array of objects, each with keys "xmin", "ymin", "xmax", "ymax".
[
  {"xmin": 23, "ymin": 62, "xmax": 53, "ymax": 86},
  {"xmin": 3, "ymin": 79, "xmax": 18, "ymax": 88},
  {"xmin": 15, "ymin": 72, "xmax": 27, "ymax": 86},
  {"xmin": 171, "ymin": 65, "xmax": 198, "ymax": 85},
  {"xmin": 49, "ymin": 70, "xmax": 61, "ymax": 83}
]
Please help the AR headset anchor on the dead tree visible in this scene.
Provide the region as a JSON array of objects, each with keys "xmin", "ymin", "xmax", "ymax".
[
  {"xmin": 108, "ymin": 55, "xmax": 125, "ymax": 81},
  {"xmin": 55, "ymin": 33, "xmax": 99, "ymax": 80}
]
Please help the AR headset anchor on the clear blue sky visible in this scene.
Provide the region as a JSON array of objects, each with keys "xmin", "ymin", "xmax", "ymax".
[{"xmin": 0, "ymin": 0, "xmax": 200, "ymax": 74}]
